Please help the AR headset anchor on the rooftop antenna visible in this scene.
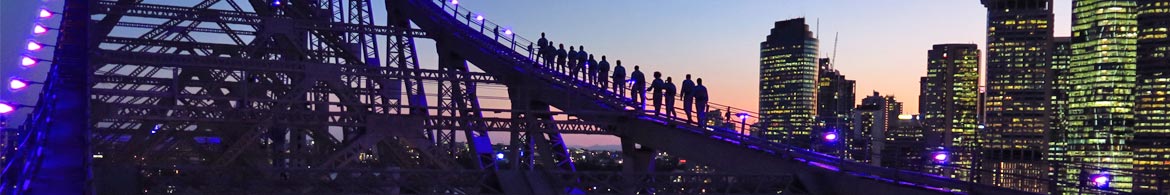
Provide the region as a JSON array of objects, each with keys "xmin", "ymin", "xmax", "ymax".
[{"xmin": 832, "ymin": 32, "xmax": 839, "ymax": 69}]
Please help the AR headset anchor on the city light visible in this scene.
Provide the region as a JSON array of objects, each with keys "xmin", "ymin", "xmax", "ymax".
[
  {"xmin": 495, "ymin": 153, "xmax": 505, "ymax": 160},
  {"xmin": 736, "ymin": 112, "xmax": 748, "ymax": 121},
  {"xmin": 33, "ymin": 24, "xmax": 49, "ymax": 34},
  {"xmin": 27, "ymin": 41, "xmax": 43, "ymax": 51},
  {"xmin": 272, "ymin": 0, "xmax": 282, "ymax": 6},
  {"xmin": 39, "ymin": 9, "xmax": 52, "ymax": 18}
]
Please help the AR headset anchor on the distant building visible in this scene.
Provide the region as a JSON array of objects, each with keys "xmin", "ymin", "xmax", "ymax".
[
  {"xmin": 1047, "ymin": 37, "xmax": 1072, "ymax": 193},
  {"xmin": 1066, "ymin": 0, "xmax": 1138, "ymax": 192},
  {"xmin": 883, "ymin": 114, "xmax": 927, "ymax": 172},
  {"xmin": 919, "ymin": 44, "xmax": 980, "ymax": 180},
  {"xmin": 981, "ymin": 0, "xmax": 1054, "ymax": 192},
  {"xmin": 816, "ymin": 58, "xmax": 856, "ymax": 141},
  {"xmin": 1133, "ymin": 0, "xmax": 1170, "ymax": 192},
  {"xmin": 884, "ymin": 96, "xmax": 903, "ymax": 129},
  {"xmin": 851, "ymin": 92, "xmax": 890, "ymax": 166},
  {"xmin": 760, "ymin": 18, "xmax": 819, "ymax": 146}
]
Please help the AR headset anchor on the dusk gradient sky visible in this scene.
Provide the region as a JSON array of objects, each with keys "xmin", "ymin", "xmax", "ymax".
[
  {"xmin": 1, "ymin": 1, "xmax": 1075, "ymax": 147},
  {"xmin": 445, "ymin": 0, "xmax": 1073, "ymax": 115}
]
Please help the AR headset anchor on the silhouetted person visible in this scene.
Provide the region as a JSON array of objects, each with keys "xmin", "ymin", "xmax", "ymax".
[
  {"xmin": 587, "ymin": 54, "xmax": 599, "ymax": 84},
  {"xmin": 630, "ymin": 66, "xmax": 646, "ymax": 110},
  {"xmin": 612, "ymin": 61, "xmax": 626, "ymax": 97},
  {"xmin": 537, "ymin": 33, "xmax": 548, "ymax": 52},
  {"xmin": 556, "ymin": 44, "xmax": 567, "ymax": 73},
  {"xmin": 664, "ymin": 77, "xmax": 677, "ymax": 118},
  {"xmin": 578, "ymin": 46, "xmax": 589, "ymax": 79},
  {"xmin": 493, "ymin": 26, "xmax": 499, "ymax": 40},
  {"xmin": 527, "ymin": 43, "xmax": 534, "ymax": 61},
  {"xmin": 694, "ymin": 78, "xmax": 709, "ymax": 128},
  {"xmin": 680, "ymin": 74, "xmax": 696, "ymax": 122},
  {"xmin": 542, "ymin": 41, "xmax": 555, "ymax": 66},
  {"xmin": 568, "ymin": 47, "xmax": 579, "ymax": 77},
  {"xmin": 647, "ymin": 71, "xmax": 665, "ymax": 114},
  {"xmin": 599, "ymin": 56, "xmax": 611, "ymax": 89}
]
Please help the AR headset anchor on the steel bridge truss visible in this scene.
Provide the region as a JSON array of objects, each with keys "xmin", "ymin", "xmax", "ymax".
[{"xmin": 0, "ymin": 0, "xmax": 804, "ymax": 194}]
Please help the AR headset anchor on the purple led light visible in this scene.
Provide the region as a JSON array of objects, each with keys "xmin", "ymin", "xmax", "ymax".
[
  {"xmin": 0, "ymin": 103, "xmax": 14, "ymax": 114},
  {"xmin": 1092, "ymin": 174, "xmax": 1111, "ymax": 188},
  {"xmin": 39, "ymin": 9, "xmax": 52, "ymax": 18},
  {"xmin": 27, "ymin": 41, "xmax": 42, "ymax": 51},
  {"xmin": 451, "ymin": 0, "xmax": 458, "ymax": 5},
  {"xmin": 823, "ymin": 132, "xmax": 837, "ymax": 141},
  {"xmin": 475, "ymin": 15, "xmax": 484, "ymax": 21},
  {"xmin": 504, "ymin": 29, "xmax": 512, "ymax": 35},
  {"xmin": 933, "ymin": 153, "xmax": 948, "ymax": 162},
  {"xmin": 33, "ymin": 25, "xmax": 48, "ymax": 34},
  {"xmin": 9, "ymin": 79, "xmax": 28, "ymax": 90},
  {"xmin": 21, "ymin": 56, "xmax": 38, "ymax": 67}
]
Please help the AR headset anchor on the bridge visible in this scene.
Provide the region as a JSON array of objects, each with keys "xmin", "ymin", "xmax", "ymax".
[{"xmin": 0, "ymin": 0, "xmax": 1138, "ymax": 194}]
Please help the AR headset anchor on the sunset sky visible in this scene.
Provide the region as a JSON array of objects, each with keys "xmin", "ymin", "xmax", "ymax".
[
  {"xmin": 1, "ymin": 1, "xmax": 1075, "ymax": 147},
  {"xmin": 445, "ymin": 0, "xmax": 1073, "ymax": 115}
]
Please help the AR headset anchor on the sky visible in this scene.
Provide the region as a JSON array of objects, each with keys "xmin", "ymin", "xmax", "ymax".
[
  {"xmin": 449, "ymin": 0, "xmax": 1073, "ymax": 115},
  {"xmin": 0, "ymin": 1, "xmax": 1074, "ymax": 147}
]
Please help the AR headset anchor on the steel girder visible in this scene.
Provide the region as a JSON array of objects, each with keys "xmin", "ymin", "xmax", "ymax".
[{"xmin": 78, "ymin": 0, "xmax": 505, "ymax": 193}]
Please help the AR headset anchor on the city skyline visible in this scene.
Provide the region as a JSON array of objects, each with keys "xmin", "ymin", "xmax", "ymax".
[
  {"xmin": 1, "ymin": 1, "xmax": 1079, "ymax": 118},
  {"xmin": 1, "ymin": 0, "xmax": 1166, "ymax": 193}
]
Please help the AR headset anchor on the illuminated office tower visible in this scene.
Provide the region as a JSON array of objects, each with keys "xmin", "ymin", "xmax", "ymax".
[
  {"xmin": 1068, "ymin": 0, "xmax": 1138, "ymax": 192},
  {"xmin": 1133, "ymin": 0, "xmax": 1170, "ymax": 192},
  {"xmin": 919, "ymin": 44, "xmax": 980, "ymax": 180},
  {"xmin": 884, "ymin": 114, "xmax": 926, "ymax": 171},
  {"xmin": 817, "ymin": 58, "xmax": 856, "ymax": 139},
  {"xmin": 1047, "ymin": 37, "xmax": 1072, "ymax": 192},
  {"xmin": 980, "ymin": 0, "xmax": 1054, "ymax": 192},
  {"xmin": 760, "ymin": 18, "xmax": 819, "ymax": 146}
]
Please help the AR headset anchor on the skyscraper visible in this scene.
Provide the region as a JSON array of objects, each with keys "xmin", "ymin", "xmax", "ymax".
[
  {"xmin": 852, "ymin": 92, "xmax": 896, "ymax": 166},
  {"xmin": 885, "ymin": 96, "xmax": 904, "ymax": 129},
  {"xmin": 1068, "ymin": 0, "xmax": 1138, "ymax": 191},
  {"xmin": 760, "ymin": 18, "xmax": 819, "ymax": 146},
  {"xmin": 1047, "ymin": 37, "xmax": 1072, "ymax": 193},
  {"xmin": 817, "ymin": 58, "xmax": 856, "ymax": 138},
  {"xmin": 1133, "ymin": 0, "xmax": 1170, "ymax": 192},
  {"xmin": 981, "ymin": 0, "xmax": 1054, "ymax": 192},
  {"xmin": 884, "ymin": 114, "xmax": 927, "ymax": 172},
  {"xmin": 919, "ymin": 44, "xmax": 980, "ymax": 180}
]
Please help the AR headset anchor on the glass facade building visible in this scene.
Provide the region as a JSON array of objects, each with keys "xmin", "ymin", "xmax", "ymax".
[
  {"xmin": 919, "ymin": 44, "xmax": 981, "ymax": 180},
  {"xmin": 1047, "ymin": 37, "xmax": 1072, "ymax": 193},
  {"xmin": 981, "ymin": 0, "xmax": 1055, "ymax": 192},
  {"xmin": 1068, "ymin": 0, "xmax": 1138, "ymax": 192},
  {"xmin": 760, "ymin": 18, "xmax": 819, "ymax": 146},
  {"xmin": 817, "ymin": 58, "xmax": 856, "ymax": 143},
  {"xmin": 1133, "ymin": 0, "xmax": 1170, "ymax": 192}
]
